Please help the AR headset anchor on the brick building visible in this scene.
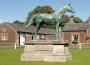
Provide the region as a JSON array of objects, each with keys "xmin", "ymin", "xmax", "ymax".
[
  {"xmin": 62, "ymin": 17, "xmax": 90, "ymax": 44},
  {"xmin": 0, "ymin": 22, "xmax": 55, "ymax": 45}
]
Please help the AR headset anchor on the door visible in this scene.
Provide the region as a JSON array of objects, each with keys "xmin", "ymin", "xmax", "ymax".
[{"xmin": 20, "ymin": 34, "xmax": 25, "ymax": 45}]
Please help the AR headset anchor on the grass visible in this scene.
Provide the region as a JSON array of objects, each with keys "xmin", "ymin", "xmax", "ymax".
[{"xmin": 0, "ymin": 48, "xmax": 90, "ymax": 65}]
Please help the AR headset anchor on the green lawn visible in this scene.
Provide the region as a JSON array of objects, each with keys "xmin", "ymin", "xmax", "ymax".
[{"xmin": 0, "ymin": 49, "xmax": 90, "ymax": 65}]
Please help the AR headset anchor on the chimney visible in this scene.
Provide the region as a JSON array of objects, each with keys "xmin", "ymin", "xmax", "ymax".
[
  {"xmin": 87, "ymin": 17, "xmax": 90, "ymax": 23},
  {"xmin": 69, "ymin": 15, "xmax": 74, "ymax": 23}
]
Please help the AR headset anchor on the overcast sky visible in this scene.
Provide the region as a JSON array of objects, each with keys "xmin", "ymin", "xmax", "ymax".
[{"xmin": 0, "ymin": 0, "xmax": 90, "ymax": 23}]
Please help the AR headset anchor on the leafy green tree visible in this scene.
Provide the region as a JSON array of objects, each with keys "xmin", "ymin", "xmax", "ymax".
[
  {"xmin": 73, "ymin": 17, "xmax": 83, "ymax": 23},
  {"xmin": 13, "ymin": 20, "xmax": 24, "ymax": 24},
  {"xmin": 60, "ymin": 15, "xmax": 83, "ymax": 28}
]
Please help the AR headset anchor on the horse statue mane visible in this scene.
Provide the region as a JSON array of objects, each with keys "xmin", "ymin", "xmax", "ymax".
[{"xmin": 25, "ymin": 4, "xmax": 75, "ymax": 40}]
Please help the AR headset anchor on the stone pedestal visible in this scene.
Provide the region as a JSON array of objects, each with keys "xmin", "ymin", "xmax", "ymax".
[{"xmin": 21, "ymin": 40, "xmax": 72, "ymax": 62}]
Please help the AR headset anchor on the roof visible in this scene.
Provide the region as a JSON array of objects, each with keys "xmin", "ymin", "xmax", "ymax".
[
  {"xmin": 6, "ymin": 23, "xmax": 55, "ymax": 35},
  {"xmin": 62, "ymin": 23, "xmax": 90, "ymax": 32}
]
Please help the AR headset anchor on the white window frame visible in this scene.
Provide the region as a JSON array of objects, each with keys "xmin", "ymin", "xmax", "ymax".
[
  {"xmin": 1, "ymin": 34, "xmax": 8, "ymax": 40},
  {"xmin": 72, "ymin": 34, "xmax": 78, "ymax": 42}
]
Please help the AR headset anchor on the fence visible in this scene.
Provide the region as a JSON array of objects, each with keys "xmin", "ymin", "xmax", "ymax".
[
  {"xmin": 0, "ymin": 44, "xmax": 90, "ymax": 49},
  {"xmin": 0, "ymin": 44, "xmax": 24, "ymax": 49},
  {"xmin": 69, "ymin": 44, "xmax": 90, "ymax": 49}
]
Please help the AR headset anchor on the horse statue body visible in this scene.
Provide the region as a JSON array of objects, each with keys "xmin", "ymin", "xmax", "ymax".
[{"xmin": 26, "ymin": 4, "xmax": 75, "ymax": 40}]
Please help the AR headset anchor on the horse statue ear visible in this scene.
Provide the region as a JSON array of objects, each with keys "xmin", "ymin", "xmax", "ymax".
[{"xmin": 69, "ymin": 3, "xmax": 71, "ymax": 6}]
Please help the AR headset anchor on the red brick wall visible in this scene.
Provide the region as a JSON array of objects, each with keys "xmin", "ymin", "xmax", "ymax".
[
  {"xmin": 0, "ymin": 23, "xmax": 16, "ymax": 44},
  {"xmin": 25, "ymin": 34, "xmax": 32, "ymax": 41},
  {"xmin": 86, "ymin": 29, "xmax": 90, "ymax": 44},
  {"xmin": 46, "ymin": 35, "xmax": 56, "ymax": 40},
  {"xmin": 62, "ymin": 31, "xmax": 86, "ymax": 44},
  {"xmin": 80, "ymin": 31, "xmax": 86, "ymax": 43},
  {"xmin": 15, "ymin": 32, "xmax": 19, "ymax": 45}
]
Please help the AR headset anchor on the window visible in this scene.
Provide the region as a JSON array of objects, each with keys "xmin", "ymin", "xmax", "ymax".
[
  {"xmin": 32, "ymin": 34, "xmax": 39, "ymax": 40},
  {"xmin": 72, "ymin": 34, "xmax": 78, "ymax": 44},
  {"xmin": 41, "ymin": 35, "xmax": 44, "ymax": 38},
  {"xmin": 2, "ymin": 34, "xmax": 8, "ymax": 40},
  {"xmin": 37, "ymin": 35, "xmax": 39, "ymax": 40}
]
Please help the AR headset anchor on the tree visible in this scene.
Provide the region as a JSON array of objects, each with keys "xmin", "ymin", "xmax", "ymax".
[
  {"xmin": 60, "ymin": 15, "xmax": 83, "ymax": 28},
  {"xmin": 13, "ymin": 20, "xmax": 24, "ymax": 24},
  {"xmin": 73, "ymin": 17, "xmax": 83, "ymax": 23},
  {"xmin": 25, "ymin": 6, "xmax": 55, "ymax": 25}
]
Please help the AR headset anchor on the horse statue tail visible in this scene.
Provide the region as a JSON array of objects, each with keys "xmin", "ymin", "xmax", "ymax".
[{"xmin": 25, "ymin": 15, "xmax": 35, "ymax": 28}]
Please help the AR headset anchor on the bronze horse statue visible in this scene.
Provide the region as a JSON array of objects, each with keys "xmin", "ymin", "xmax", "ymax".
[{"xmin": 25, "ymin": 4, "xmax": 75, "ymax": 40}]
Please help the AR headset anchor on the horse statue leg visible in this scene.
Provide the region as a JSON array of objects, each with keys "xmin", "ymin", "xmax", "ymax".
[
  {"xmin": 56, "ymin": 22, "xmax": 60, "ymax": 40},
  {"xmin": 34, "ymin": 24, "xmax": 40, "ymax": 40},
  {"xmin": 59, "ymin": 27, "xmax": 62, "ymax": 41},
  {"xmin": 34, "ymin": 20, "xmax": 42, "ymax": 40}
]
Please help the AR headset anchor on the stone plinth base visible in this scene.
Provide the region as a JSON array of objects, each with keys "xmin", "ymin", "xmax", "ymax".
[{"xmin": 21, "ymin": 40, "xmax": 72, "ymax": 62}]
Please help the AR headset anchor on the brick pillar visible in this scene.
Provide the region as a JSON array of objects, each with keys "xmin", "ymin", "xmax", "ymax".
[
  {"xmin": 15, "ymin": 32, "xmax": 19, "ymax": 45},
  {"xmin": 86, "ymin": 29, "xmax": 89, "ymax": 44}
]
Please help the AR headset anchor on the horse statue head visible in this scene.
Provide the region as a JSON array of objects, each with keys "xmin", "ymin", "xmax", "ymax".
[
  {"xmin": 55, "ymin": 3, "xmax": 75, "ymax": 15},
  {"xmin": 63, "ymin": 3, "xmax": 75, "ymax": 14}
]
